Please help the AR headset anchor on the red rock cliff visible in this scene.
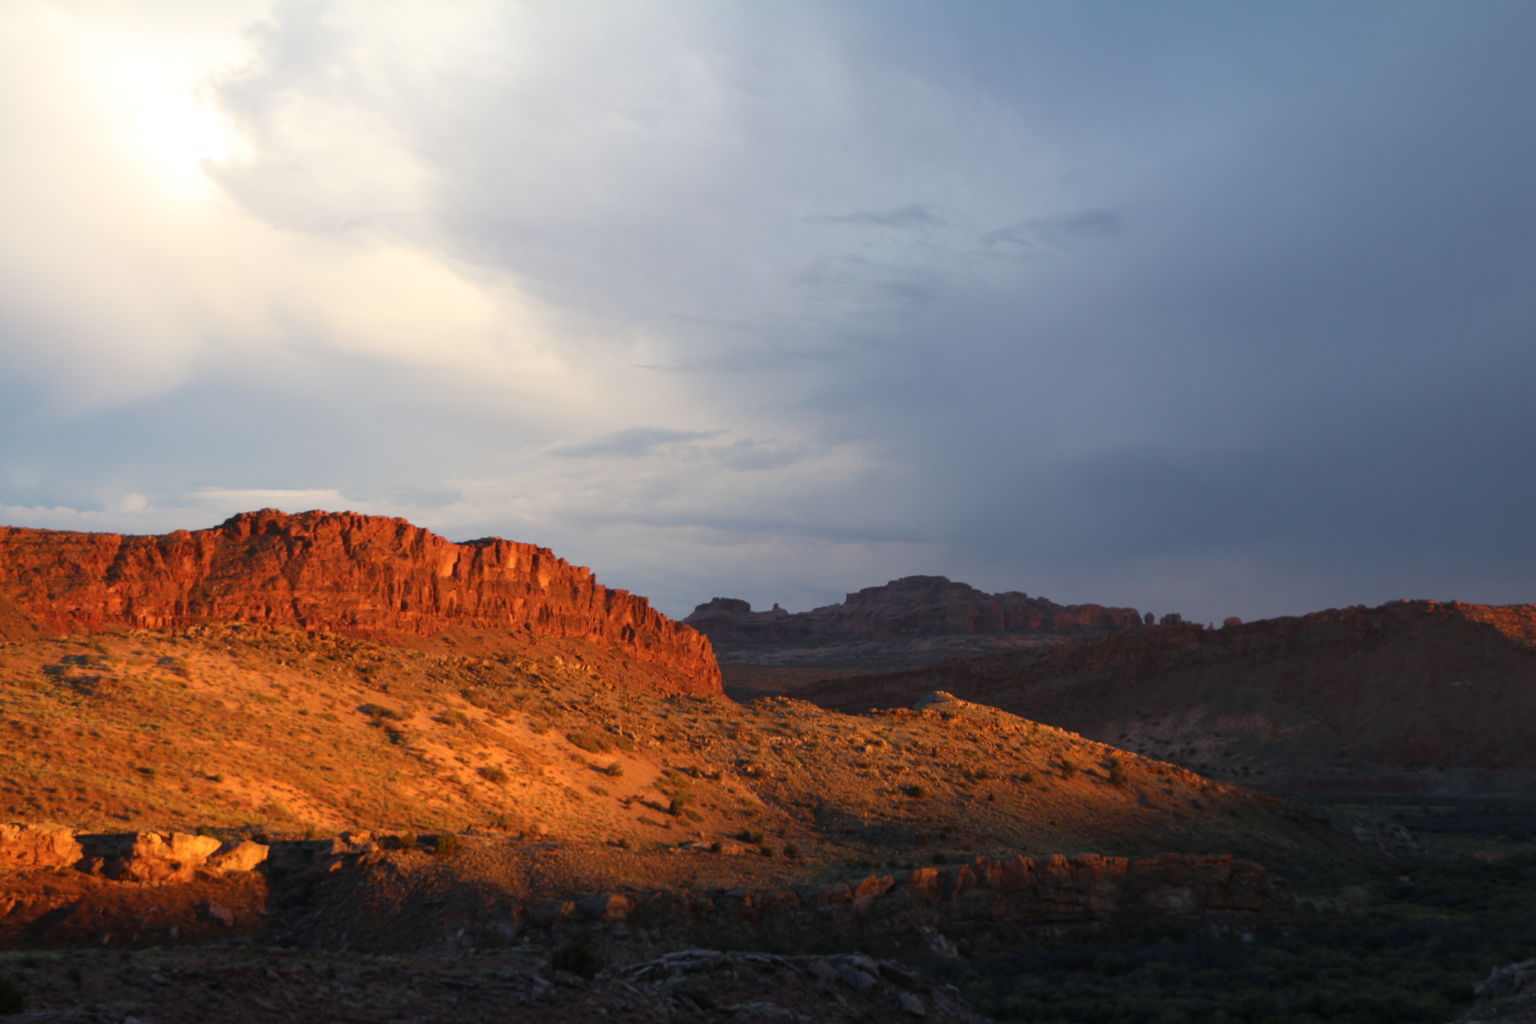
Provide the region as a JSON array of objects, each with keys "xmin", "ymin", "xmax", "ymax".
[{"xmin": 0, "ymin": 510, "xmax": 720, "ymax": 696}]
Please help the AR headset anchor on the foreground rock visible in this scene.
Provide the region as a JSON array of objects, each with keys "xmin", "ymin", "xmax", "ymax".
[
  {"xmin": 0, "ymin": 825, "xmax": 1289, "ymax": 957},
  {"xmin": 0, "ymin": 509, "xmax": 719, "ymax": 696}
]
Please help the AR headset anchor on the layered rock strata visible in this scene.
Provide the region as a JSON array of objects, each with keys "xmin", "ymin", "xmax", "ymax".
[{"xmin": 0, "ymin": 509, "xmax": 719, "ymax": 695}]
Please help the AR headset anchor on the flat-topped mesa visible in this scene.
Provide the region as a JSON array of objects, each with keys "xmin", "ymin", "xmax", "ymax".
[
  {"xmin": 688, "ymin": 574, "xmax": 1144, "ymax": 642},
  {"xmin": 0, "ymin": 509, "xmax": 720, "ymax": 696}
]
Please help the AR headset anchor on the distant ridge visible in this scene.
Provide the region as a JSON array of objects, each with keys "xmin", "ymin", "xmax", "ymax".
[
  {"xmin": 686, "ymin": 574, "xmax": 1148, "ymax": 669},
  {"xmin": 794, "ymin": 599, "xmax": 1536, "ymax": 796},
  {"xmin": 0, "ymin": 509, "xmax": 719, "ymax": 696}
]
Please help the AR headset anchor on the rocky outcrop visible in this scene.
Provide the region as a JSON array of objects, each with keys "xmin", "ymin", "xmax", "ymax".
[
  {"xmin": 0, "ymin": 824, "xmax": 82, "ymax": 871},
  {"xmin": 0, "ymin": 826, "xmax": 1286, "ymax": 954},
  {"xmin": 0, "ymin": 827, "xmax": 270, "ymax": 883},
  {"xmin": 687, "ymin": 576, "xmax": 1145, "ymax": 668},
  {"xmin": 0, "ymin": 509, "xmax": 719, "ymax": 696},
  {"xmin": 797, "ymin": 600, "xmax": 1536, "ymax": 795}
]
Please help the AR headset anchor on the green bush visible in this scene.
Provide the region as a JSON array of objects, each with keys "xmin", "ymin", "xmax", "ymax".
[{"xmin": 552, "ymin": 940, "xmax": 599, "ymax": 979}]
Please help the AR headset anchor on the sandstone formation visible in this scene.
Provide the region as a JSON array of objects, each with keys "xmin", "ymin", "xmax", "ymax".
[
  {"xmin": 687, "ymin": 575, "xmax": 1145, "ymax": 668},
  {"xmin": 0, "ymin": 509, "xmax": 718, "ymax": 696},
  {"xmin": 797, "ymin": 600, "xmax": 1536, "ymax": 795}
]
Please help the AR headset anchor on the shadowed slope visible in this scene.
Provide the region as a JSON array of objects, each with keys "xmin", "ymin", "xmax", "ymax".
[{"xmin": 795, "ymin": 601, "xmax": 1536, "ymax": 795}]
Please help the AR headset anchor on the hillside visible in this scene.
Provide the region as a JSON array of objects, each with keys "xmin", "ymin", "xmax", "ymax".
[
  {"xmin": 0, "ymin": 625, "xmax": 1355, "ymax": 870},
  {"xmin": 687, "ymin": 575, "xmax": 1149, "ymax": 673},
  {"xmin": 795, "ymin": 600, "xmax": 1536, "ymax": 796}
]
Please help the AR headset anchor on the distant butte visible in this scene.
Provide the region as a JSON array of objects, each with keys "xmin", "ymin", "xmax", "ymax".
[
  {"xmin": 0, "ymin": 509, "xmax": 720, "ymax": 696},
  {"xmin": 685, "ymin": 574, "xmax": 1149, "ymax": 670}
]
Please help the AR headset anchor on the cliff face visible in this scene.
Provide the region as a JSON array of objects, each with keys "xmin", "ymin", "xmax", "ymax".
[
  {"xmin": 687, "ymin": 575, "xmax": 1145, "ymax": 669},
  {"xmin": 0, "ymin": 509, "xmax": 719, "ymax": 696},
  {"xmin": 797, "ymin": 600, "xmax": 1536, "ymax": 795}
]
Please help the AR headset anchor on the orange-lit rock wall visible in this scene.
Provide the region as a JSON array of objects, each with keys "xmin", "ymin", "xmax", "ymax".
[{"xmin": 0, "ymin": 509, "xmax": 719, "ymax": 696}]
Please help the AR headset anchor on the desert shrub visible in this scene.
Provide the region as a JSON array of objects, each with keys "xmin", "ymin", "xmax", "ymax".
[
  {"xmin": 359, "ymin": 703, "xmax": 406, "ymax": 721},
  {"xmin": 736, "ymin": 829, "xmax": 764, "ymax": 845},
  {"xmin": 431, "ymin": 833, "xmax": 461, "ymax": 857},
  {"xmin": 1057, "ymin": 758, "xmax": 1077, "ymax": 779},
  {"xmin": 601, "ymin": 761, "xmax": 624, "ymax": 777},
  {"xmin": 0, "ymin": 974, "xmax": 23, "ymax": 1013},
  {"xmin": 783, "ymin": 843, "xmax": 800, "ymax": 859},
  {"xmin": 552, "ymin": 940, "xmax": 599, "ymax": 979},
  {"xmin": 566, "ymin": 730, "xmax": 612, "ymax": 754},
  {"xmin": 434, "ymin": 709, "xmax": 470, "ymax": 727},
  {"xmin": 902, "ymin": 784, "xmax": 926, "ymax": 798},
  {"xmin": 478, "ymin": 765, "xmax": 509, "ymax": 785},
  {"xmin": 1107, "ymin": 757, "xmax": 1130, "ymax": 787},
  {"xmin": 667, "ymin": 792, "xmax": 693, "ymax": 816}
]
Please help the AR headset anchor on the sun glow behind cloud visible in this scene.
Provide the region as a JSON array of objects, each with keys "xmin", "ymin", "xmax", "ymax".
[{"xmin": 84, "ymin": 36, "xmax": 244, "ymax": 200}]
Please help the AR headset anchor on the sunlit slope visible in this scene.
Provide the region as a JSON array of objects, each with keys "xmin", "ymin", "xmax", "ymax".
[{"xmin": 0, "ymin": 624, "xmax": 1368, "ymax": 871}]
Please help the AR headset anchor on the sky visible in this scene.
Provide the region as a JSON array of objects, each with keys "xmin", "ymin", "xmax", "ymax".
[{"xmin": 2, "ymin": 0, "xmax": 1534, "ymax": 626}]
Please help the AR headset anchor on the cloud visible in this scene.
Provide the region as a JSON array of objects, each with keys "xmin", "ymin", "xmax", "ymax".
[
  {"xmin": 549, "ymin": 428, "xmax": 728, "ymax": 459},
  {"xmin": 805, "ymin": 203, "xmax": 948, "ymax": 230},
  {"xmin": 982, "ymin": 208, "xmax": 1125, "ymax": 252}
]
